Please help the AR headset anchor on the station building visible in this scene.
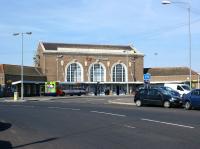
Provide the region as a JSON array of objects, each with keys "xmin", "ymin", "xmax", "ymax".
[
  {"xmin": 0, "ymin": 64, "xmax": 46, "ymax": 97},
  {"xmin": 144, "ymin": 67, "xmax": 200, "ymax": 88},
  {"xmin": 35, "ymin": 42, "xmax": 145, "ymax": 95},
  {"xmin": 1, "ymin": 42, "xmax": 199, "ymax": 97}
]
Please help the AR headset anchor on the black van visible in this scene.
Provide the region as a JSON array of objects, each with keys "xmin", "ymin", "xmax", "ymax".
[{"xmin": 134, "ymin": 88, "xmax": 182, "ymax": 108}]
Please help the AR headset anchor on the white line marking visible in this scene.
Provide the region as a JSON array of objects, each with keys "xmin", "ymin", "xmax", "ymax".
[
  {"xmin": 48, "ymin": 107, "xmax": 80, "ymax": 111},
  {"xmin": 23, "ymin": 105, "xmax": 35, "ymax": 108},
  {"xmin": 124, "ymin": 125, "xmax": 136, "ymax": 129},
  {"xmin": 48, "ymin": 106, "xmax": 60, "ymax": 109},
  {"xmin": 141, "ymin": 118, "xmax": 194, "ymax": 129},
  {"xmin": 90, "ymin": 111, "xmax": 126, "ymax": 117},
  {"xmin": 11, "ymin": 105, "xmax": 22, "ymax": 107},
  {"xmin": 71, "ymin": 108, "xmax": 81, "ymax": 111},
  {"xmin": 11, "ymin": 105, "xmax": 35, "ymax": 108},
  {"xmin": 88, "ymin": 99, "xmax": 106, "ymax": 101}
]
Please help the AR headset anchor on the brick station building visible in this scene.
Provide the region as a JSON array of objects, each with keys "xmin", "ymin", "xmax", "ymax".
[
  {"xmin": 1, "ymin": 42, "xmax": 199, "ymax": 97},
  {"xmin": 0, "ymin": 64, "xmax": 46, "ymax": 97},
  {"xmin": 35, "ymin": 42, "xmax": 144, "ymax": 95},
  {"xmin": 144, "ymin": 67, "xmax": 200, "ymax": 88}
]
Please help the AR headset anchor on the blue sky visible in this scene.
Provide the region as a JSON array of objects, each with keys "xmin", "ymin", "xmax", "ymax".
[{"xmin": 0, "ymin": 0, "xmax": 200, "ymax": 72}]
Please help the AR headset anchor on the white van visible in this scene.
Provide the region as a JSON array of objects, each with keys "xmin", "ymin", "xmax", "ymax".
[{"xmin": 164, "ymin": 84, "xmax": 190, "ymax": 96}]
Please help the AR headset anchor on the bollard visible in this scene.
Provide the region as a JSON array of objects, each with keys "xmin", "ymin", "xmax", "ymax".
[{"xmin": 14, "ymin": 92, "xmax": 18, "ymax": 101}]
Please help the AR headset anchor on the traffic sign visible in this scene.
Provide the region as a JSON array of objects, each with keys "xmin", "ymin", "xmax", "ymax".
[{"xmin": 144, "ymin": 73, "xmax": 151, "ymax": 81}]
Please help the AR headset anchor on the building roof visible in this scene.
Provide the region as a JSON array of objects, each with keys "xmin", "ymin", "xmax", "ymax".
[
  {"xmin": 2, "ymin": 64, "xmax": 45, "ymax": 76},
  {"xmin": 42, "ymin": 42, "xmax": 134, "ymax": 51},
  {"xmin": 39, "ymin": 42, "xmax": 144, "ymax": 56},
  {"xmin": 144, "ymin": 67, "xmax": 198, "ymax": 76}
]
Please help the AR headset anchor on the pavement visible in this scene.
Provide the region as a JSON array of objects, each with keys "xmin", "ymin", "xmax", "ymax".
[{"xmin": 0, "ymin": 95, "xmax": 136, "ymax": 106}]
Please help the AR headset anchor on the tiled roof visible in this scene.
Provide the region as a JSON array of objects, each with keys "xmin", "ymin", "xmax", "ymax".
[
  {"xmin": 42, "ymin": 42, "xmax": 134, "ymax": 51},
  {"xmin": 3, "ymin": 64, "xmax": 45, "ymax": 76},
  {"xmin": 144, "ymin": 67, "xmax": 198, "ymax": 76}
]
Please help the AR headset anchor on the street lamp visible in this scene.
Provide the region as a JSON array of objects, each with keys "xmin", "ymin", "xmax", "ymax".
[
  {"xmin": 162, "ymin": 0, "xmax": 192, "ymax": 89},
  {"xmin": 13, "ymin": 32, "xmax": 32, "ymax": 100}
]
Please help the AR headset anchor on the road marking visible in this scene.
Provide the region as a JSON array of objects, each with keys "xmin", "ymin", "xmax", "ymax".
[
  {"xmin": 141, "ymin": 118, "xmax": 194, "ymax": 129},
  {"xmin": 47, "ymin": 107, "xmax": 80, "ymax": 111},
  {"xmin": 48, "ymin": 106, "xmax": 63, "ymax": 109},
  {"xmin": 23, "ymin": 105, "xmax": 35, "ymax": 108},
  {"xmin": 84, "ymin": 98, "xmax": 106, "ymax": 101},
  {"xmin": 90, "ymin": 111, "xmax": 126, "ymax": 117},
  {"xmin": 11, "ymin": 105, "xmax": 35, "ymax": 108},
  {"xmin": 11, "ymin": 105, "xmax": 22, "ymax": 107},
  {"xmin": 124, "ymin": 125, "xmax": 136, "ymax": 129},
  {"xmin": 71, "ymin": 108, "xmax": 81, "ymax": 111}
]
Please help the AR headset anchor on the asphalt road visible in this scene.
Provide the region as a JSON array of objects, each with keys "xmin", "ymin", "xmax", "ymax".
[{"xmin": 0, "ymin": 97, "xmax": 199, "ymax": 149}]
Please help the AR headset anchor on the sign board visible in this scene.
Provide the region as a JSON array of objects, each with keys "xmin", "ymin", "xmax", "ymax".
[
  {"xmin": 45, "ymin": 81, "xmax": 57, "ymax": 94},
  {"xmin": 143, "ymin": 73, "xmax": 151, "ymax": 81}
]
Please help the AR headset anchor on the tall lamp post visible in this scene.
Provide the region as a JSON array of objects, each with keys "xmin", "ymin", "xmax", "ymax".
[
  {"xmin": 162, "ymin": 0, "xmax": 192, "ymax": 89},
  {"xmin": 13, "ymin": 32, "xmax": 32, "ymax": 100}
]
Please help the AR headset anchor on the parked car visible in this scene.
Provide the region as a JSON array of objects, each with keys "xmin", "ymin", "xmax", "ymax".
[
  {"xmin": 134, "ymin": 88, "xmax": 182, "ymax": 108},
  {"xmin": 182, "ymin": 89, "xmax": 200, "ymax": 110}
]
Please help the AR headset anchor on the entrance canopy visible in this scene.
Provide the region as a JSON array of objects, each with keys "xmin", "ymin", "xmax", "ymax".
[{"xmin": 12, "ymin": 80, "xmax": 45, "ymax": 85}]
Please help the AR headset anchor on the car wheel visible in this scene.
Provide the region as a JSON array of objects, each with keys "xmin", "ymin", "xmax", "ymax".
[
  {"xmin": 135, "ymin": 100, "xmax": 142, "ymax": 107},
  {"xmin": 185, "ymin": 101, "xmax": 191, "ymax": 110},
  {"xmin": 163, "ymin": 101, "xmax": 170, "ymax": 108}
]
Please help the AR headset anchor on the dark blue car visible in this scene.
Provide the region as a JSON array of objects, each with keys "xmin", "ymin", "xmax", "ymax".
[{"xmin": 183, "ymin": 89, "xmax": 200, "ymax": 110}]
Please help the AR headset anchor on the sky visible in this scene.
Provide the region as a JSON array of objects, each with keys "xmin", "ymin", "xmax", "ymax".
[{"xmin": 0, "ymin": 0, "xmax": 200, "ymax": 72}]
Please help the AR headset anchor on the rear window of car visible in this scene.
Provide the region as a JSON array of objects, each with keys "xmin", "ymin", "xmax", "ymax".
[{"xmin": 139, "ymin": 89, "xmax": 147, "ymax": 95}]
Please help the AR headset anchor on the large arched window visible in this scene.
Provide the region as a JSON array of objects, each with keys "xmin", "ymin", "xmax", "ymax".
[
  {"xmin": 112, "ymin": 64, "xmax": 126, "ymax": 82},
  {"xmin": 66, "ymin": 62, "xmax": 83, "ymax": 82},
  {"xmin": 90, "ymin": 63, "xmax": 105, "ymax": 82}
]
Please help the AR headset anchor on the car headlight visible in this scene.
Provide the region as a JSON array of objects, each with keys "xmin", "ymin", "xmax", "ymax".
[{"xmin": 170, "ymin": 97, "xmax": 177, "ymax": 102}]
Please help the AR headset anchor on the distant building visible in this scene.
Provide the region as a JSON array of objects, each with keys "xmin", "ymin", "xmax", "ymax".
[
  {"xmin": 0, "ymin": 64, "xmax": 46, "ymax": 96},
  {"xmin": 35, "ymin": 42, "xmax": 145, "ymax": 95},
  {"xmin": 144, "ymin": 67, "xmax": 200, "ymax": 88}
]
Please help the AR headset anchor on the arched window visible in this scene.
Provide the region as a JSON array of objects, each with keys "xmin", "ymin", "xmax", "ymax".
[
  {"xmin": 112, "ymin": 64, "xmax": 125, "ymax": 82},
  {"xmin": 66, "ymin": 63, "xmax": 82, "ymax": 82},
  {"xmin": 90, "ymin": 63, "xmax": 105, "ymax": 82}
]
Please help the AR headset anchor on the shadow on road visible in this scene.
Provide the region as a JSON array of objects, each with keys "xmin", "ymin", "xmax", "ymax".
[
  {"xmin": 0, "ymin": 122, "xmax": 11, "ymax": 131},
  {"xmin": 0, "ymin": 121, "xmax": 12, "ymax": 149},
  {"xmin": 13, "ymin": 137, "xmax": 58, "ymax": 148},
  {"xmin": 0, "ymin": 121, "xmax": 59, "ymax": 149}
]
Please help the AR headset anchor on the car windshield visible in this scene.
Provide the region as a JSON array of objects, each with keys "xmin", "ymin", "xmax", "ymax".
[
  {"xmin": 182, "ymin": 85, "xmax": 190, "ymax": 91},
  {"xmin": 164, "ymin": 87, "xmax": 173, "ymax": 91}
]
